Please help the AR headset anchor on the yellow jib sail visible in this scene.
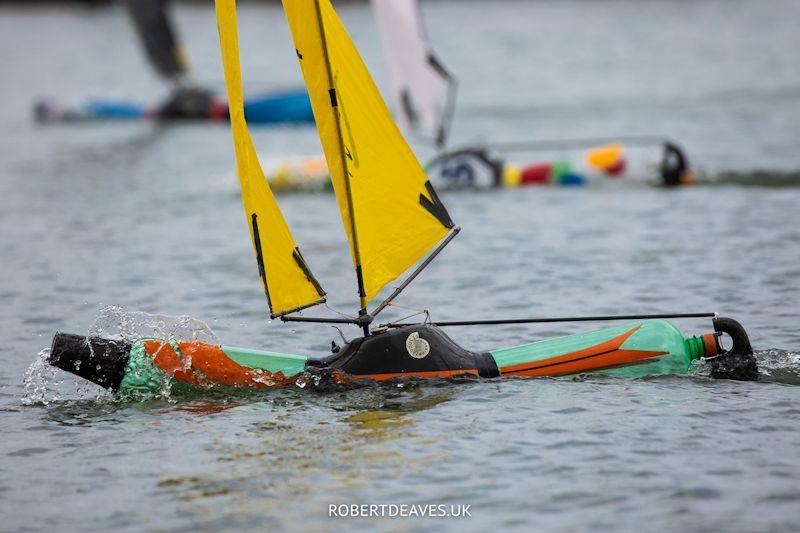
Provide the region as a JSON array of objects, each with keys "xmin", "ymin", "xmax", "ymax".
[
  {"xmin": 281, "ymin": 0, "xmax": 455, "ymax": 306},
  {"xmin": 215, "ymin": 0, "xmax": 325, "ymax": 317},
  {"xmin": 283, "ymin": 0, "xmax": 453, "ymax": 307}
]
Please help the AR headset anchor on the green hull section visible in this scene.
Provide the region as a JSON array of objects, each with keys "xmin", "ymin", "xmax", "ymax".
[
  {"xmin": 490, "ymin": 320, "xmax": 706, "ymax": 378},
  {"xmin": 118, "ymin": 340, "xmax": 308, "ymax": 395},
  {"xmin": 115, "ymin": 320, "xmax": 710, "ymax": 394},
  {"xmin": 223, "ymin": 346, "xmax": 307, "ymax": 376}
]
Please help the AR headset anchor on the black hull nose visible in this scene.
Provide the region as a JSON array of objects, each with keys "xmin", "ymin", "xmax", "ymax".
[{"xmin": 49, "ymin": 333, "xmax": 132, "ymax": 391}]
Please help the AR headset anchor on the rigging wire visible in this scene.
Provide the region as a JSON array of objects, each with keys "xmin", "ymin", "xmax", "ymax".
[
  {"xmin": 323, "ymin": 302, "xmax": 357, "ymax": 321},
  {"xmin": 384, "ymin": 312, "xmax": 718, "ymax": 328}
]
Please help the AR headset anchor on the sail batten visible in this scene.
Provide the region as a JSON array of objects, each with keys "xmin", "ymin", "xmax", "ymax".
[
  {"xmin": 282, "ymin": 0, "xmax": 455, "ymax": 307},
  {"xmin": 215, "ymin": 0, "xmax": 326, "ymax": 317}
]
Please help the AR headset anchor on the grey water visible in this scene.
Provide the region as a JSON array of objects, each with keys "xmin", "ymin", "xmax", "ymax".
[{"xmin": 1, "ymin": 0, "xmax": 799, "ymax": 531}]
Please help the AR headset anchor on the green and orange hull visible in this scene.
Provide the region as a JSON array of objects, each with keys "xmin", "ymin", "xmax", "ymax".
[{"xmin": 49, "ymin": 318, "xmax": 754, "ymax": 397}]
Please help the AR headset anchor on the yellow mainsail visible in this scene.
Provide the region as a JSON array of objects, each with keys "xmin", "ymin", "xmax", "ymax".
[
  {"xmin": 215, "ymin": 0, "xmax": 326, "ymax": 317},
  {"xmin": 281, "ymin": 0, "xmax": 455, "ymax": 308}
]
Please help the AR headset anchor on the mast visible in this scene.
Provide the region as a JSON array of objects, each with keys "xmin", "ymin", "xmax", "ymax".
[{"xmin": 312, "ymin": 0, "xmax": 369, "ymax": 324}]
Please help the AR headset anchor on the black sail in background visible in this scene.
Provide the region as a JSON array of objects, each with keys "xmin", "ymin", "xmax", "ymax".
[{"xmin": 125, "ymin": 0, "xmax": 188, "ymax": 80}]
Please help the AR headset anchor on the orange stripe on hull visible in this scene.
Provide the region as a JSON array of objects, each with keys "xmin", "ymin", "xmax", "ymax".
[
  {"xmin": 143, "ymin": 341, "xmax": 295, "ymax": 387},
  {"xmin": 144, "ymin": 340, "xmax": 203, "ymax": 385},
  {"xmin": 500, "ymin": 326, "xmax": 667, "ymax": 377}
]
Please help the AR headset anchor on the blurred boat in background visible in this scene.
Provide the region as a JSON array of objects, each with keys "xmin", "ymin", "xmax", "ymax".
[
  {"xmin": 252, "ymin": 0, "xmax": 692, "ymax": 192},
  {"xmin": 32, "ymin": 0, "xmax": 315, "ymax": 125},
  {"xmin": 259, "ymin": 138, "xmax": 691, "ymax": 192},
  {"xmin": 427, "ymin": 137, "xmax": 693, "ymax": 189},
  {"xmin": 34, "ymin": 87, "xmax": 314, "ymax": 125}
]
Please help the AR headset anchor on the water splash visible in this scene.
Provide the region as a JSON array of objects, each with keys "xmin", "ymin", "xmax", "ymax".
[
  {"xmin": 755, "ymin": 349, "xmax": 800, "ymax": 385},
  {"xmin": 22, "ymin": 348, "xmax": 61, "ymax": 405},
  {"xmin": 88, "ymin": 305, "xmax": 218, "ymax": 345},
  {"xmin": 22, "ymin": 306, "xmax": 222, "ymax": 405}
]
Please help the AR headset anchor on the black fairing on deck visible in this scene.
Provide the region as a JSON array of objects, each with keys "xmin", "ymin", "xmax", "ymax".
[{"xmin": 322, "ymin": 325, "xmax": 499, "ymax": 378}]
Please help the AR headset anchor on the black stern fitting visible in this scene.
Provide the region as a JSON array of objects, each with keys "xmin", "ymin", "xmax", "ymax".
[{"xmin": 708, "ymin": 317, "xmax": 759, "ymax": 381}]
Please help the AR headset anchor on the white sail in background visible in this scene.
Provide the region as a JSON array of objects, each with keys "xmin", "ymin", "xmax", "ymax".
[{"xmin": 370, "ymin": 0, "xmax": 455, "ymax": 147}]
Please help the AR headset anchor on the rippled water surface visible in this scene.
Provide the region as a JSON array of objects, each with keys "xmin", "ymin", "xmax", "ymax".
[{"xmin": 1, "ymin": 1, "xmax": 799, "ymax": 531}]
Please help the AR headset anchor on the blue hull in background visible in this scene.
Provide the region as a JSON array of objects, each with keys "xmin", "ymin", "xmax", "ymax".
[
  {"xmin": 34, "ymin": 88, "xmax": 315, "ymax": 125},
  {"xmin": 83, "ymin": 100, "xmax": 147, "ymax": 119},
  {"xmin": 243, "ymin": 90, "xmax": 314, "ymax": 124}
]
